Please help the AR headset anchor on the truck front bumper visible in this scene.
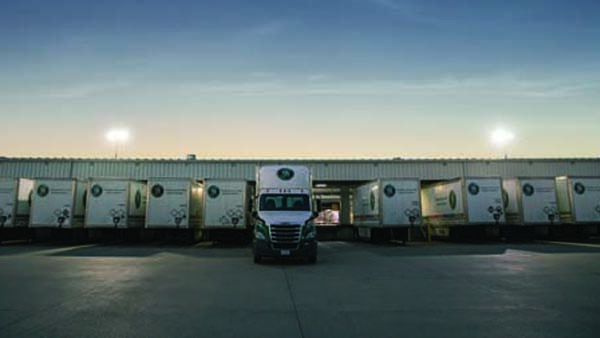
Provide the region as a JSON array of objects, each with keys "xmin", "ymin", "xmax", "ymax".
[{"xmin": 252, "ymin": 239, "xmax": 317, "ymax": 258}]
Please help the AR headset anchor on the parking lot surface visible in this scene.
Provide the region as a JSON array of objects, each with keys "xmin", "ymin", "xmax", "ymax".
[{"xmin": 1, "ymin": 241, "xmax": 600, "ymax": 338}]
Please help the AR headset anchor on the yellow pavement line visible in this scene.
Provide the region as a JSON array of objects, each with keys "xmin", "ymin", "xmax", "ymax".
[
  {"xmin": 30, "ymin": 243, "xmax": 99, "ymax": 256},
  {"xmin": 542, "ymin": 241, "xmax": 600, "ymax": 249}
]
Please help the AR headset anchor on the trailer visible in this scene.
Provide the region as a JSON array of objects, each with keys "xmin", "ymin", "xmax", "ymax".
[
  {"xmin": 0, "ymin": 178, "xmax": 34, "ymax": 228},
  {"xmin": 421, "ymin": 177, "xmax": 505, "ymax": 237},
  {"xmin": 555, "ymin": 177, "xmax": 600, "ymax": 224},
  {"xmin": 502, "ymin": 178, "xmax": 560, "ymax": 225},
  {"xmin": 200, "ymin": 179, "xmax": 252, "ymax": 241},
  {"xmin": 29, "ymin": 178, "xmax": 85, "ymax": 228},
  {"xmin": 353, "ymin": 178, "xmax": 421, "ymax": 241},
  {"xmin": 85, "ymin": 179, "xmax": 147, "ymax": 228},
  {"xmin": 146, "ymin": 178, "xmax": 203, "ymax": 229}
]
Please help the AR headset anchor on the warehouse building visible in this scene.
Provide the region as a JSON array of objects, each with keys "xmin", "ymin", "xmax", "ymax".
[{"xmin": 1, "ymin": 157, "xmax": 599, "ymax": 226}]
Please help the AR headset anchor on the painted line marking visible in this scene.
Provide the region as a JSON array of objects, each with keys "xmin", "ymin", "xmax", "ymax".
[
  {"xmin": 541, "ymin": 241, "xmax": 600, "ymax": 249},
  {"xmin": 30, "ymin": 243, "xmax": 100, "ymax": 256}
]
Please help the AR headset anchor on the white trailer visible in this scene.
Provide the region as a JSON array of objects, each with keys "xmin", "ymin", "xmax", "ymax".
[
  {"xmin": 85, "ymin": 179, "xmax": 147, "ymax": 228},
  {"xmin": 202, "ymin": 179, "xmax": 251, "ymax": 229},
  {"xmin": 145, "ymin": 178, "xmax": 203, "ymax": 229},
  {"xmin": 353, "ymin": 179, "xmax": 421, "ymax": 240},
  {"xmin": 0, "ymin": 178, "xmax": 34, "ymax": 227},
  {"xmin": 29, "ymin": 178, "xmax": 85, "ymax": 228},
  {"xmin": 421, "ymin": 177, "xmax": 505, "ymax": 227},
  {"xmin": 556, "ymin": 177, "xmax": 600, "ymax": 224},
  {"xmin": 502, "ymin": 178, "xmax": 560, "ymax": 225}
]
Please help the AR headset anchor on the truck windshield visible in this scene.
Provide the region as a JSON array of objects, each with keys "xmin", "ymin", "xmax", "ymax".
[{"xmin": 259, "ymin": 194, "xmax": 310, "ymax": 211}]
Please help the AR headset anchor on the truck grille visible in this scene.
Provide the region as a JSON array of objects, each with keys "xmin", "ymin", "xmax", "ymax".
[{"xmin": 270, "ymin": 224, "xmax": 301, "ymax": 250}]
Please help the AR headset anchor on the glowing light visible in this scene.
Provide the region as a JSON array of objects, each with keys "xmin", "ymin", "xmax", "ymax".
[
  {"xmin": 491, "ymin": 128, "xmax": 515, "ymax": 148},
  {"xmin": 106, "ymin": 128, "xmax": 130, "ymax": 158},
  {"xmin": 106, "ymin": 128, "xmax": 130, "ymax": 143}
]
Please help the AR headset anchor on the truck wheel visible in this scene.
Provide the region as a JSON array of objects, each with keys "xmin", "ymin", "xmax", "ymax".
[
  {"xmin": 307, "ymin": 255, "xmax": 317, "ymax": 264},
  {"xmin": 254, "ymin": 255, "xmax": 262, "ymax": 264}
]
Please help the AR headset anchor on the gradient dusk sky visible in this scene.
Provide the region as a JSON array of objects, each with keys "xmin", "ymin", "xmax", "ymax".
[{"xmin": 1, "ymin": 0, "xmax": 599, "ymax": 159}]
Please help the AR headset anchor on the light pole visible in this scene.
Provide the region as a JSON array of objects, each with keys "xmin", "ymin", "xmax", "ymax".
[
  {"xmin": 490, "ymin": 128, "xmax": 515, "ymax": 159},
  {"xmin": 106, "ymin": 128, "xmax": 130, "ymax": 159}
]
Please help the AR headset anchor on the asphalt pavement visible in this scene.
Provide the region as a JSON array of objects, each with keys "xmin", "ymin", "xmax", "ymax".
[{"xmin": 1, "ymin": 240, "xmax": 599, "ymax": 338}]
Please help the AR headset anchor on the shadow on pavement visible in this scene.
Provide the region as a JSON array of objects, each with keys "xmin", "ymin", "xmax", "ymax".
[
  {"xmin": 0, "ymin": 243, "xmax": 67, "ymax": 256},
  {"xmin": 3, "ymin": 240, "xmax": 600, "ymax": 259},
  {"xmin": 46, "ymin": 244, "xmax": 167, "ymax": 258},
  {"xmin": 364, "ymin": 241, "xmax": 600, "ymax": 257},
  {"xmin": 45, "ymin": 241, "xmax": 252, "ymax": 258}
]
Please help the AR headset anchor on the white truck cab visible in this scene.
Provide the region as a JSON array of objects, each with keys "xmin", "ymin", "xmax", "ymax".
[{"xmin": 252, "ymin": 166, "xmax": 318, "ymax": 263}]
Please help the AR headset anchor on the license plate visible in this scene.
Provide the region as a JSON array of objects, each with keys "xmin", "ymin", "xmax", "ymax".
[{"xmin": 280, "ymin": 250, "xmax": 290, "ymax": 256}]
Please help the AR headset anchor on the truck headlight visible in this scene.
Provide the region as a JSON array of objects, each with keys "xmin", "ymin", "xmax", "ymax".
[
  {"xmin": 254, "ymin": 220, "xmax": 268, "ymax": 241},
  {"xmin": 254, "ymin": 231, "xmax": 266, "ymax": 240},
  {"xmin": 304, "ymin": 225, "xmax": 317, "ymax": 240}
]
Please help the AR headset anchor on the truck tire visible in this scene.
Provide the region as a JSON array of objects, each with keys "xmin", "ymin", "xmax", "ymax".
[
  {"xmin": 254, "ymin": 255, "xmax": 262, "ymax": 264},
  {"xmin": 307, "ymin": 255, "xmax": 317, "ymax": 264}
]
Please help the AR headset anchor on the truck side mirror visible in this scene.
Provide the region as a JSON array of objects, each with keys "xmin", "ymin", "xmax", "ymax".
[{"xmin": 252, "ymin": 211, "xmax": 259, "ymax": 219}]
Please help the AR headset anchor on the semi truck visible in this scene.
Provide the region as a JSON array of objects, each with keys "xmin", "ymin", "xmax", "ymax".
[
  {"xmin": 146, "ymin": 178, "xmax": 203, "ymax": 229},
  {"xmin": 555, "ymin": 176, "xmax": 600, "ymax": 224},
  {"xmin": 85, "ymin": 178, "xmax": 147, "ymax": 228},
  {"xmin": 421, "ymin": 177, "xmax": 505, "ymax": 237},
  {"xmin": 353, "ymin": 178, "xmax": 421, "ymax": 241},
  {"xmin": 0, "ymin": 178, "xmax": 33, "ymax": 228},
  {"xmin": 502, "ymin": 178, "xmax": 560, "ymax": 225},
  {"xmin": 252, "ymin": 166, "xmax": 318, "ymax": 263},
  {"xmin": 29, "ymin": 178, "xmax": 85, "ymax": 228}
]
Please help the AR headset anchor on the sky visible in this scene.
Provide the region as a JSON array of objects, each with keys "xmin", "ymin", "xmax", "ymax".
[{"xmin": 1, "ymin": 0, "xmax": 599, "ymax": 159}]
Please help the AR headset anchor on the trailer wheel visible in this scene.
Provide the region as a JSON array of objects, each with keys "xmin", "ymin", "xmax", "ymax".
[
  {"xmin": 253, "ymin": 255, "xmax": 262, "ymax": 264},
  {"xmin": 307, "ymin": 255, "xmax": 317, "ymax": 264}
]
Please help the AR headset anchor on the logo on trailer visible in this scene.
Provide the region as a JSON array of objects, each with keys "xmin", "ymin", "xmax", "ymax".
[
  {"xmin": 151, "ymin": 184, "xmax": 164, "ymax": 198},
  {"xmin": 370, "ymin": 191, "xmax": 376, "ymax": 210},
  {"xmin": 53, "ymin": 208, "xmax": 70, "ymax": 227},
  {"xmin": 523, "ymin": 183, "xmax": 535, "ymax": 196},
  {"xmin": 170, "ymin": 209, "xmax": 187, "ymax": 227},
  {"xmin": 574, "ymin": 182, "xmax": 585, "ymax": 195},
  {"xmin": 135, "ymin": 190, "xmax": 142, "ymax": 209},
  {"xmin": 383, "ymin": 184, "xmax": 396, "ymax": 198},
  {"xmin": 467, "ymin": 183, "xmax": 480, "ymax": 195},
  {"xmin": 404, "ymin": 208, "xmax": 420, "ymax": 225},
  {"xmin": 208, "ymin": 185, "xmax": 220, "ymax": 199},
  {"xmin": 543, "ymin": 206, "xmax": 558, "ymax": 223},
  {"xmin": 110, "ymin": 208, "xmax": 126, "ymax": 227},
  {"xmin": 91, "ymin": 184, "xmax": 103, "ymax": 197},
  {"xmin": 449, "ymin": 190, "xmax": 457, "ymax": 210},
  {"xmin": 276, "ymin": 168, "xmax": 295, "ymax": 181},
  {"xmin": 37, "ymin": 184, "xmax": 49, "ymax": 197}
]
